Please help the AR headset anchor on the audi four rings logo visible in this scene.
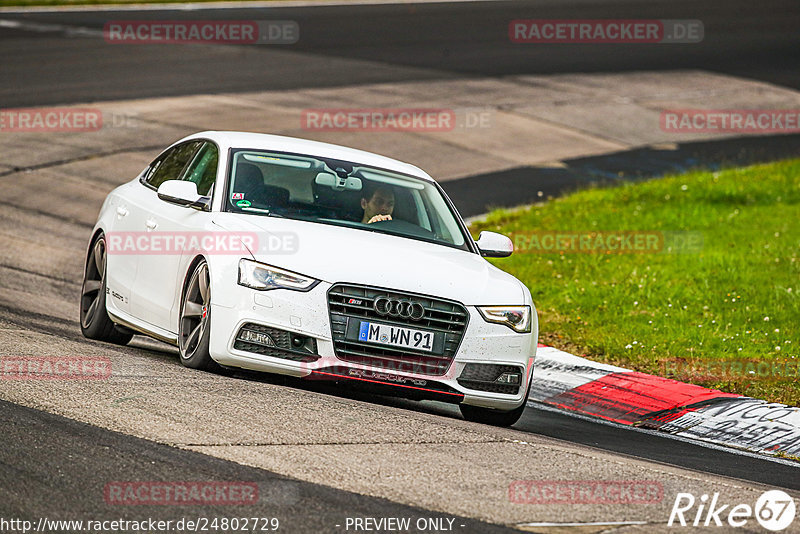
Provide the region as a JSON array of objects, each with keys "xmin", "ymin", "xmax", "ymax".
[{"xmin": 373, "ymin": 297, "xmax": 425, "ymax": 320}]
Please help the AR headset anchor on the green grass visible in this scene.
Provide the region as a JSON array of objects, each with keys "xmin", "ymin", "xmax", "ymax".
[{"xmin": 470, "ymin": 159, "xmax": 800, "ymax": 407}]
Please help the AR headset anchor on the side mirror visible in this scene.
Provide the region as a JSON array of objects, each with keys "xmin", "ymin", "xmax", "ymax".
[
  {"xmin": 157, "ymin": 180, "xmax": 210, "ymax": 210},
  {"xmin": 475, "ymin": 231, "xmax": 513, "ymax": 258}
]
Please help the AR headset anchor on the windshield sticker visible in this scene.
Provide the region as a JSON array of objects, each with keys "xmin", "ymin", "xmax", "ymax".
[
  {"xmin": 232, "ymin": 192, "xmax": 245, "ymax": 200},
  {"xmin": 236, "ymin": 199, "xmax": 252, "ymax": 208}
]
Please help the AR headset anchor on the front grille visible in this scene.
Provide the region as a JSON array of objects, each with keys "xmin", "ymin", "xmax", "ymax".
[
  {"xmin": 234, "ymin": 323, "xmax": 320, "ymax": 363},
  {"xmin": 457, "ymin": 363, "xmax": 522, "ymax": 395},
  {"xmin": 327, "ymin": 284, "xmax": 468, "ymax": 376}
]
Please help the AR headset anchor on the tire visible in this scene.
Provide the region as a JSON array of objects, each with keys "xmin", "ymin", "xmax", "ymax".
[
  {"xmin": 459, "ymin": 381, "xmax": 531, "ymax": 427},
  {"xmin": 79, "ymin": 234, "xmax": 134, "ymax": 345},
  {"xmin": 178, "ymin": 260, "xmax": 221, "ymax": 372}
]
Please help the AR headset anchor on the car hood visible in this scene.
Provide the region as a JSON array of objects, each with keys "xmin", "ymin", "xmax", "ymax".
[{"xmin": 212, "ymin": 214, "xmax": 525, "ymax": 305}]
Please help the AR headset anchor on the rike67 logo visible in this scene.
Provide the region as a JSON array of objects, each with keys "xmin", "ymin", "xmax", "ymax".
[{"xmin": 669, "ymin": 490, "xmax": 796, "ymax": 531}]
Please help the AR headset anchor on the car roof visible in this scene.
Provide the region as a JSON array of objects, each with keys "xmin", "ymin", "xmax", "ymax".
[{"xmin": 180, "ymin": 131, "xmax": 435, "ymax": 182}]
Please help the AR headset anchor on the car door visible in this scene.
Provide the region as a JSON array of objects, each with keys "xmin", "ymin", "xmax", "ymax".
[
  {"xmin": 104, "ymin": 173, "xmax": 147, "ymax": 316},
  {"xmin": 130, "ymin": 140, "xmax": 219, "ymax": 333},
  {"xmin": 123, "ymin": 140, "xmax": 204, "ymax": 330}
]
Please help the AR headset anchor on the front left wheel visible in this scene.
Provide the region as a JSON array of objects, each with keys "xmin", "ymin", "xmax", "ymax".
[
  {"xmin": 459, "ymin": 401, "xmax": 527, "ymax": 427},
  {"xmin": 80, "ymin": 234, "xmax": 134, "ymax": 345},
  {"xmin": 178, "ymin": 260, "xmax": 221, "ymax": 372},
  {"xmin": 459, "ymin": 379, "xmax": 532, "ymax": 427}
]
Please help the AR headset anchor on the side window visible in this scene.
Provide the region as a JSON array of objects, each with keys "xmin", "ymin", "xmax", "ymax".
[
  {"xmin": 145, "ymin": 141, "xmax": 203, "ymax": 190},
  {"xmin": 182, "ymin": 142, "xmax": 218, "ymax": 196}
]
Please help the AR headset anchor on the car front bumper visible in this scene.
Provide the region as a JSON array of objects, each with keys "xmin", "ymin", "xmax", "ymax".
[{"xmin": 208, "ymin": 279, "xmax": 537, "ymax": 411}]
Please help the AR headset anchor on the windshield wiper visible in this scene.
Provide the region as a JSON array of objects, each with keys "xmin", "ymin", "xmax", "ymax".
[{"xmin": 241, "ymin": 207, "xmax": 285, "ymax": 218}]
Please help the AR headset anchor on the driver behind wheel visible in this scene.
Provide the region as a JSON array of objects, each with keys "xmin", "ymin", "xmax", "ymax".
[{"xmin": 360, "ymin": 183, "xmax": 395, "ymax": 224}]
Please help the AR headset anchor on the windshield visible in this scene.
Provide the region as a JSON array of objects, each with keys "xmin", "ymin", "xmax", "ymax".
[{"xmin": 225, "ymin": 149, "xmax": 470, "ymax": 250}]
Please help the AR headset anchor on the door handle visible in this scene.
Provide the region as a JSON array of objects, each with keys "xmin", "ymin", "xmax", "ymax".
[
  {"xmin": 116, "ymin": 206, "xmax": 129, "ymax": 217},
  {"xmin": 145, "ymin": 219, "xmax": 158, "ymax": 231}
]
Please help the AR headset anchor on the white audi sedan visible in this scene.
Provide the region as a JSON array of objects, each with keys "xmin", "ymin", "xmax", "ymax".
[{"xmin": 80, "ymin": 131, "xmax": 538, "ymax": 426}]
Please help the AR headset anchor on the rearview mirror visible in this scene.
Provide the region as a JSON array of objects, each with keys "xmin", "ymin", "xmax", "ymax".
[
  {"xmin": 475, "ymin": 231, "xmax": 513, "ymax": 258},
  {"xmin": 157, "ymin": 180, "xmax": 210, "ymax": 211},
  {"xmin": 315, "ymin": 172, "xmax": 362, "ymax": 191}
]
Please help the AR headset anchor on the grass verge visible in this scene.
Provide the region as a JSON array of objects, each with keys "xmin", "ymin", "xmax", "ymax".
[{"xmin": 470, "ymin": 159, "xmax": 800, "ymax": 406}]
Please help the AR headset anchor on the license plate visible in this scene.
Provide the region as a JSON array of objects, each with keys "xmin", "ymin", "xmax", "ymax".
[{"xmin": 357, "ymin": 321, "xmax": 435, "ymax": 352}]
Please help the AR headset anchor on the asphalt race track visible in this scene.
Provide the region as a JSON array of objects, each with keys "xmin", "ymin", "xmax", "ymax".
[
  {"xmin": 1, "ymin": 0, "xmax": 799, "ymax": 531},
  {"xmin": 1, "ymin": 0, "xmax": 799, "ymax": 107},
  {"xmin": 0, "ymin": 399, "xmax": 522, "ymax": 533}
]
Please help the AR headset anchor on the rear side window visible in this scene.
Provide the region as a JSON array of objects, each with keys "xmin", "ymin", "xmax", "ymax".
[
  {"xmin": 144, "ymin": 141, "xmax": 203, "ymax": 190},
  {"xmin": 182, "ymin": 142, "xmax": 219, "ymax": 196}
]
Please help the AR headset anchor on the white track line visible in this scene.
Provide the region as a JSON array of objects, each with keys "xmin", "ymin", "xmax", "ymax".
[
  {"xmin": 0, "ymin": 18, "xmax": 102, "ymax": 36},
  {"xmin": 2, "ymin": 0, "xmax": 517, "ymax": 14},
  {"xmin": 516, "ymin": 521, "xmax": 648, "ymax": 527}
]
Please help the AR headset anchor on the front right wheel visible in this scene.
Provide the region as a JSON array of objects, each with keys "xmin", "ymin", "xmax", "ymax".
[{"xmin": 178, "ymin": 260, "xmax": 221, "ymax": 372}]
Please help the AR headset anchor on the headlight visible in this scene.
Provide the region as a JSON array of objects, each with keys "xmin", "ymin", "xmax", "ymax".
[
  {"xmin": 477, "ymin": 305, "xmax": 531, "ymax": 333},
  {"xmin": 237, "ymin": 259, "xmax": 319, "ymax": 292}
]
